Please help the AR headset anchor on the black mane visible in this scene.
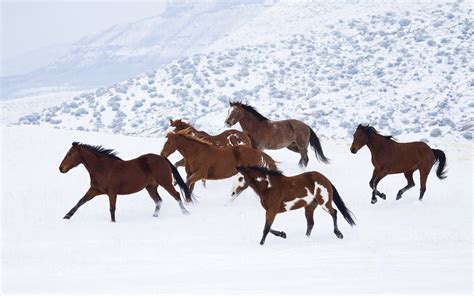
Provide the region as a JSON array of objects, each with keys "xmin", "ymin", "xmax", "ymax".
[
  {"xmin": 73, "ymin": 142, "xmax": 122, "ymax": 160},
  {"xmin": 358, "ymin": 124, "xmax": 393, "ymax": 139},
  {"xmin": 237, "ymin": 166, "xmax": 283, "ymax": 176},
  {"xmin": 230, "ymin": 101, "xmax": 269, "ymax": 121}
]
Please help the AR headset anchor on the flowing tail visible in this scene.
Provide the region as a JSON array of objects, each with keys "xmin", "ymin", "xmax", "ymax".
[
  {"xmin": 164, "ymin": 157, "xmax": 195, "ymax": 203},
  {"xmin": 331, "ymin": 183, "xmax": 356, "ymax": 226},
  {"xmin": 261, "ymin": 152, "xmax": 278, "ymax": 170},
  {"xmin": 307, "ymin": 125, "xmax": 330, "ymax": 164},
  {"xmin": 432, "ymin": 149, "xmax": 447, "ymax": 179}
]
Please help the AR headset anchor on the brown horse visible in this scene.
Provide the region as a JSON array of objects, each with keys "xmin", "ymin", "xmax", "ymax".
[
  {"xmin": 168, "ymin": 119, "xmax": 252, "ymax": 168},
  {"xmin": 235, "ymin": 166, "xmax": 356, "ymax": 245},
  {"xmin": 350, "ymin": 124, "xmax": 447, "ymax": 204},
  {"xmin": 59, "ymin": 142, "xmax": 193, "ymax": 222},
  {"xmin": 160, "ymin": 131, "xmax": 277, "ymax": 194},
  {"xmin": 224, "ymin": 101, "xmax": 329, "ymax": 167}
]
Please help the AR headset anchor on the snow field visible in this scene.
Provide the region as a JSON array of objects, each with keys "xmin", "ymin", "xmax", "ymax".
[{"xmin": 2, "ymin": 125, "xmax": 472, "ymax": 293}]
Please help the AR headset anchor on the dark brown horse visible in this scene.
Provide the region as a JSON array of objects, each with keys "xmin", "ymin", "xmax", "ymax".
[
  {"xmin": 350, "ymin": 124, "xmax": 447, "ymax": 204},
  {"xmin": 224, "ymin": 101, "xmax": 329, "ymax": 167},
  {"xmin": 235, "ymin": 166, "xmax": 356, "ymax": 245},
  {"xmin": 59, "ymin": 142, "xmax": 193, "ymax": 222},
  {"xmin": 160, "ymin": 131, "xmax": 277, "ymax": 194},
  {"xmin": 168, "ymin": 119, "xmax": 252, "ymax": 168}
]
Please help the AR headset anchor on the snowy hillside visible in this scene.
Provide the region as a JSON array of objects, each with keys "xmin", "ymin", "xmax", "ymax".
[
  {"xmin": 0, "ymin": 1, "xmax": 269, "ymax": 99},
  {"xmin": 2, "ymin": 125, "xmax": 472, "ymax": 293},
  {"xmin": 13, "ymin": 1, "xmax": 473, "ymax": 142}
]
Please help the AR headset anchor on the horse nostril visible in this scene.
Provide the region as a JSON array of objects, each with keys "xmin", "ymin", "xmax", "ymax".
[{"xmin": 350, "ymin": 148, "xmax": 356, "ymax": 154}]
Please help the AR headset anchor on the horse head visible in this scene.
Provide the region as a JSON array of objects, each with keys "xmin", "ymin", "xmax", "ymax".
[{"xmin": 59, "ymin": 142, "xmax": 82, "ymax": 173}]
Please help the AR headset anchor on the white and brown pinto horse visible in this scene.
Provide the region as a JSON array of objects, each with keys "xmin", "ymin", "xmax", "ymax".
[
  {"xmin": 235, "ymin": 166, "xmax": 356, "ymax": 245},
  {"xmin": 225, "ymin": 101, "xmax": 329, "ymax": 167}
]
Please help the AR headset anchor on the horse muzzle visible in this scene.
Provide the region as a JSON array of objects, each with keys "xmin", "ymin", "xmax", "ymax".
[
  {"xmin": 59, "ymin": 166, "xmax": 66, "ymax": 173},
  {"xmin": 350, "ymin": 147, "xmax": 357, "ymax": 154}
]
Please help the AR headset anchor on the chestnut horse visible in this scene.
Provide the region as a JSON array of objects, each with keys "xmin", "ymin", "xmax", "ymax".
[
  {"xmin": 350, "ymin": 124, "xmax": 447, "ymax": 204},
  {"xmin": 224, "ymin": 101, "xmax": 329, "ymax": 167},
  {"xmin": 168, "ymin": 119, "xmax": 252, "ymax": 168},
  {"xmin": 160, "ymin": 131, "xmax": 277, "ymax": 194},
  {"xmin": 235, "ymin": 166, "xmax": 356, "ymax": 245},
  {"xmin": 59, "ymin": 142, "xmax": 192, "ymax": 222}
]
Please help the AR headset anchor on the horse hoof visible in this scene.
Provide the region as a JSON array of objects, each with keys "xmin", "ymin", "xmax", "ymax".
[
  {"xmin": 280, "ymin": 232, "xmax": 287, "ymax": 239},
  {"xmin": 371, "ymin": 198, "xmax": 377, "ymax": 204},
  {"xmin": 380, "ymin": 193, "xmax": 386, "ymax": 200},
  {"xmin": 335, "ymin": 232, "xmax": 343, "ymax": 239},
  {"xmin": 396, "ymin": 194, "xmax": 402, "ymax": 200},
  {"xmin": 153, "ymin": 214, "xmax": 159, "ymax": 217},
  {"xmin": 63, "ymin": 215, "xmax": 71, "ymax": 219}
]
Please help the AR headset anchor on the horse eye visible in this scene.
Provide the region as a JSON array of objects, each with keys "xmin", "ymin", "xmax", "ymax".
[{"xmin": 239, "ymin": 177, "xmax": 243, "ymax": 182}]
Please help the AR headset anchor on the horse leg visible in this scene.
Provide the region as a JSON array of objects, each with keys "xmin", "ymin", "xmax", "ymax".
[
  {"xmin": 146, "ymin": 186, "xmax": 163, "ymax": 217},
  {"xmin": 269, "ymin": 229, "xmax": 287, "ymax": 239},
  {"xmin": 186, "ymin": 170, "xmax": 205, "ymax": 194},
  {"xmin": 418, "ymin": 167, "xmax": 430, "ymax": 201},
  {"xmin": 107, "ymin": 192, "xmax": 117, "ymax": 222},
  {"xmin": 396, "ymin": 170, "xmax": 415, "ymax": 200},
  {"xmin": 329, "ymin": 208, "xmax": 343, "ymax": 239},
  {"xmin": 369, "ymin": 170, "xmax": 386, "ymax": 202},
  {"xmin": 162, "ymin": 183, "xmax": 189, "ymax": 215},
  {"xmin": 370, "ymin": 171, "xmax": 387, "ymax": 204},
  {"xmin": 287, "ymin": 143, "xmax": 299, "ymax": 153},
  {"xmin": 63, "ymin": 187, "xmax": 100, "ymax": 219},
  {"xmin": 260, "ymin": 209, "xmax": 278, "ymax": 245},
  {"xmin": 305, "ymin": 205, "xmax": 316, "ymax": 237},
  {"xmin": 295, "ymin": 139, "xmax": 310, "ymax": 167}
]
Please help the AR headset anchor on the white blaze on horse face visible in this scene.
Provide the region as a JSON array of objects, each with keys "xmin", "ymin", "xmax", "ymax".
[
  {"xmin": 227, "ymin": 135, "xmax": 233, "ymax": 146},
  {"xmin": 283, "ymin": 182, "xmax": 328, "ymax": 211},
  {"xmin": 226, "ymin": 106, "xmax": 237, "ymax": 125},
  {"xmin": 232, "ymin": 173, "xmax": 246, "ymax": 196},
  {"xmin": 166, "ymin": 126, "xmax": 176, "ymax": 133}
]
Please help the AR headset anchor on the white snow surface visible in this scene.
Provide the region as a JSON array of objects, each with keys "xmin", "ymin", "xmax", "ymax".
[
  {"xmin": 2, "ymin": 125, "xmax": 472, "ymax": 294},
  {"xmin": 10, "ymin": 0, "xmax": 473, "ymax": 141}
]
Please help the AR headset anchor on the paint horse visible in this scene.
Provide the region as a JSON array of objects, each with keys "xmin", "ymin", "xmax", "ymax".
[
  {"xmin": 350, "ymin": 124, "xmax": 447, "ymax": 204},
  {"xmin": 168, "ymin": 119, "xmax": 252, "ymax": 168},
  {"xmin": 160, "ymin": 130, "xmax": 277, "ymax": 194},
  {"xmin": 225, "ymin": 101, "xmax": 329, "ymax": 167},
  {"xmin": 235, "ymin": 166, "xmax": 356, "ymax": 245},
  {"xmin": 59, "ymin": 142, "xmax": 193, "ymax": 222}
]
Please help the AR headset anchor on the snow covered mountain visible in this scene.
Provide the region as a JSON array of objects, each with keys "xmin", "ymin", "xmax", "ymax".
[
  {"xmin": 0, "ymin": 1, "xmax": 269, "ymax": 99},
  {"xmin": 14, "ymin": 1, "xmax": 474, "ymax": 141}
]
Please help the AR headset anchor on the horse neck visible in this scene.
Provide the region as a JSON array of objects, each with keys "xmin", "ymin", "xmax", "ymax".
[
  {"xmin": 79, "ymin": 148, "xmax": 115, "ymax": 178},
  {"xmin": 239, "ymin": 112, "xmax": 267, "ymax": 133},
  {"xmin": 366, "ymin": 133, "xmax": 393, "ymax": 157},
  {"xmin": 175, "ymin": 136, "xmax": 209, "ymax": 157}
]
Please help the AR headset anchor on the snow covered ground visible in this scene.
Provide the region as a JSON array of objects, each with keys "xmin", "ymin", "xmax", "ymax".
[{"xmin": 2, "ymin": 125, "xmax": 472, "ymax": 294}]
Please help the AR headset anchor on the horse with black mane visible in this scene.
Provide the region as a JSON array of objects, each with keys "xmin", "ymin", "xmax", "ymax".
[
  {"xmin": 224, "ymin": 101, "xmax": 329, "ymax": 167},
  {"xmin": 59, "ymin": 142, "xmax": 193, "ymax": 222},
  {"xmin": 235, "ymin": 166, "xmax": 356, "ymax": 245},
  {"xmin": 350, "ymin": 124, "xmax": 447, "ymax": 204}
]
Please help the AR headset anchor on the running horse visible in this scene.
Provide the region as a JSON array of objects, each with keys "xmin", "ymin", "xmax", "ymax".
[
  {"xmin": 224, "ymin": 101, "xmax": 329, "ymax": 167},
  {"xmin": 350, "ymin": 124, "xmax": 447, "ymax": 204},
  {"xmin": 168, "ymin": 119, "xmax": 252, "ymax": 168},
  {"xmin": 59, "ymin": 142, "xmax": 193, "ymax": 222},
  {"xmin": 235, "ymin": 166, "xmax": 356, "ymax": 245},
  {"xmin": 160, "ymin": 130, "xmax": 277, "ymax": 194}
]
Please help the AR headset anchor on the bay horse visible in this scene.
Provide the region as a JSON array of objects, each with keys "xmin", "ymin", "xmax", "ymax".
[
  {"xmin": 224, "ymin": 101, "xmax": 329, "ymax": 167},
  {"xmin": 59, "ymin": 142, "xmax": 193, "ymax": 222},
  {"xmin": 160, "ymin": 130, "xmax": 277, "ymax": 194},
  {"xmin": 168, "ymin": 119, "xmax": 252, "ymax": 168},
  {"xmin": 235, "ymin": 166, "xmax": 356, "ymax": 245},
  {"xmin": 350, "ymin": 124, "xmax": 447, "ymax": 204}
]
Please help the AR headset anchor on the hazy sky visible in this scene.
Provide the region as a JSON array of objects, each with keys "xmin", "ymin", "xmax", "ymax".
[{"xmin": 1, "ymin": 1, "xmax": 167, "ymax": 61}]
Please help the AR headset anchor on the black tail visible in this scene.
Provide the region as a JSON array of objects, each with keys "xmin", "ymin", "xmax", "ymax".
[
  {"xmin": 307, "ymin": 125, "xmax": 329, "ymax": 164},
  {"xmin": 432, "ymin": 149, "xmax": 447, "ymax": 179},
  {"xmin": 164, "ymin": 157, "xmax": 195, "ymax": 203},
  {"xmin": 331, "ymin": 183, "xmax": 356, "ymax": 226}
]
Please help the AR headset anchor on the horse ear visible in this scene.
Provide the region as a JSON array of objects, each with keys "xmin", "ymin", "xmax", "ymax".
[
  {"xmin": 169, "ymin": 118, "xmax": 173, "ymax": 124},
  {"xmin": 72, "ymin": 141, "xmax": 79, "ymax": 146}
]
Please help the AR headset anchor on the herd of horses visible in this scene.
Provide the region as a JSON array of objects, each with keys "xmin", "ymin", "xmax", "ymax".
[{"xmin": 59, "ymin": 101, "xmax": 447, "ymax": 245}]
